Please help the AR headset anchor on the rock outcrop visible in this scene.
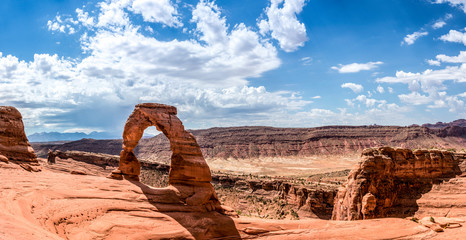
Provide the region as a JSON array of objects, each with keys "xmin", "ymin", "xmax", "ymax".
[
  {"xmin": 332, "ymin": 147, "xmax": 463, "ymax": 220},
  {"xmin": 109, "ymin": 103, "xmax": 223, "ymax": 211},
  {"xmin": 0, "ymin": 106, "xmax": 38, "ymax": 171}
]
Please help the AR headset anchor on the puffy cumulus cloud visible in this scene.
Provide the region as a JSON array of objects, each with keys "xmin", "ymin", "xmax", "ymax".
[
  {"xmin": 1, "ymin": 0, "xmax": 316, "ymax": 134},
  {"xmin": 191, "ymin": 0, "xmax": 228, "ymax": 45},
  {"xmin": 47, "ymin": 16, "xmax": 77, "ymax": 34},
  {"xmin": 440, "ymin": 28, "xmax": 466, "ymax": 45},
  {"xmin": 432, "ymin": 0, "xmax": 466, "ymax": 13},
  {"xmin": 341, "ymin": 95, "xmax": 411, "ymax": 124},
  {"xmin": 258, "ymin": 0, "xmax": 308, "ymax": 52},
  {"xmin": 434, "ymin": 51, "xmax": 466, "ymax": 63},
  {"xmin": 331, "ymin": 61, "xmax": 383, "ymax": 73},
  {"xmin": 427, "ymin": 59, "xmax": 441, "ymax": 66},
  {"xmin": 398, "ymin": 92, "xmax": 432, "ymax": 105},
  {"xmin": 402, "ymin": 31, "xmax": 428, "ymax": 45},
  {"xmin": 376, "ymin": 58, "xmax": 466, "ymax": 113},
  {"xmin": 376, "ymin": 85, "xmax": 385, "ymax": 93},
  {"xmin": 131, "ymin": 0, "xmax": 182, "ymax": 27},
  {"xmin": 341, "ymin": 83, "xmax": 364, "ymax": 93}
]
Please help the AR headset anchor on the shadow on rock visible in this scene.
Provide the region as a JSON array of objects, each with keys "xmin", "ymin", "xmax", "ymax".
[{"xmin": 130, "ymin": 180, "xmax": 242, "ymax": 240}]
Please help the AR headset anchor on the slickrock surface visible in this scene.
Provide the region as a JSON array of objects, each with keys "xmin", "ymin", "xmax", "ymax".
[
  {"xmin": 109, "ymin": 103, "xmax": 221, "ymax": 211},
  {"xmin": 332, "ymin": 147, "xmax": 465, "ymax": 221},
  {"xmin": 1, "ymin": 161, "xmax": 458, "ymax": 240},
  {"xmin": 0, "ymin": 106, "xmax": 38, "ymax": 171},
  {"xmin": 47, "ymin": 150, "xmax": 339, "ymax": 220}
]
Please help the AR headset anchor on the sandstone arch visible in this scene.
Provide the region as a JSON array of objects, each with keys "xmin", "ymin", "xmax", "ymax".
[{"xmin": 109, "ymin": 103, "xmax": 221, "ymax": 209}]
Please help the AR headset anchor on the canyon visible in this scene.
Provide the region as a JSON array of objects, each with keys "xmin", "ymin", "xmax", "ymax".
[{"xmin": 1, "ymin": 105, "xmax": 466, "ymax": 239}]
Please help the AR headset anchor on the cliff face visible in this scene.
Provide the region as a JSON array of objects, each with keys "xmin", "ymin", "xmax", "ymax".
[
  {"xmin": 32, "ymin": 125, "xmax": 466, "ymax": 164},
  {"xmin": 0, "ymin": 106, "xmax": 38, "ymax": 171},
  {"xmin": 332, "ymin": 147, "xmax": 465, "ymax": 220}
]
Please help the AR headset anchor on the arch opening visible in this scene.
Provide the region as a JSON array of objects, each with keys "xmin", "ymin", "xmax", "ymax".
[{"xmin": 107, "ymin": 103, "xmax": 223, "ymax": 210}]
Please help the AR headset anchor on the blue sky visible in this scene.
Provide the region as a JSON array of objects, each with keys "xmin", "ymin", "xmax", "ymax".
[{"xmin": 1, "ymin": 0, "xmax": 465, "ymax": 136}]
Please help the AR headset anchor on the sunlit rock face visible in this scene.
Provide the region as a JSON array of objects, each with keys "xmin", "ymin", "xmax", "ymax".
[
  {"xmin": 0, "ymin": 106, "xmax": 38, "ymax": 170},
  {"xmin": 332, "ymin": 147, "xmax": 463, "ymax": 220},
  {"xmin": 109, "ymin": 103, "xmax": 221, "ymax": 210}
]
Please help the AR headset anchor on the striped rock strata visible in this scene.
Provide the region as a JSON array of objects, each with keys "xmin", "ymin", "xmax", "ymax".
[
  {"xmin": 332, "ymin": 147, "xmax": 463, "ymax": 220},
  {"xmin": 0, "ymin": 106, "xmax": 39, "ymax": 171}
]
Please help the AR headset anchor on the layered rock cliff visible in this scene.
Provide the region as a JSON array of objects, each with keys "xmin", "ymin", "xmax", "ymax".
[
  {"xmin": 0, "ymin": 106, "xmax": 38, "ymax": 170},
  {"xmin": 32, "ymin": 125, "xmax": 466, "ymax": 164},
  {"xmin": 332, "ymin": 147, "xmax": 465, "ymax": 220}
]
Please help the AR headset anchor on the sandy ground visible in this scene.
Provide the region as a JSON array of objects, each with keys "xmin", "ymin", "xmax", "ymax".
[
  {"xmin": 207, "ymin": 154, "xmax": 359, "ymax": 176},
  {"xmin": 1, "ymin": 159, "xmax": 464, "ymax": 240}
]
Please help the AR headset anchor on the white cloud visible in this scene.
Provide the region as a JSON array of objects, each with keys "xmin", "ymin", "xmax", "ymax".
[
  {"xmin": 191, "ymin": 0, "xmax": 228, "ymax": 45},
  {"xmin": 341, "ymin": 83, "xmax": 364, "ymax": 93},
  {"xmin": 427, "ymin": 51, "xmax": 466, "ymax": 66},
  {"xmin": 258, "ymin": 0, "xmax": 308, "ymax": 52},
  {"xmin": 427, "ymin": 59, "xmax": 441, "ymax": 66},
  {"xmin": 436, "ymin": 51, "xmax": 466, "ymax": 63},
  {"xmin": 376, "ymin": 85, "xmax": 385, "ymax": 93},
  {"xmin": 131, "ymin": 0, "xmax": 182, "ymax": 27},
  {"xmin": 312, "ymin": 95, "xmax": 321, "ymax": 99},
  {"xmin": 432, "ymin": 20, "xmax": 446, "ymax": 29},
  {"xmin": 301, "ymin": 56, "xmax": 312, "ymax": 65},
  {"xmin": 398, "ymin": 92, "xmax": 431, "ymax": 105},
  {"xmin": 440, "ymin": 28, "xmax": 466, "ymax": 45},
  {"xmin": 331, "ymin": 61, "xmax": 383, "ymax": 73},
  {"xmin": 402, "ymin": 31, "xmax": 428, "ymax": 45},
  {"xmin": 47, "ymin": 16, "xmax": 77, "ymax": 34},
  {"xmin": 432, "ymin": 0, "xmax": 466, "ymax": 13},
  {"xmin": 1, "ymin": 0, "xmax": 323, "ymax": 134},
  {"xmin": 76, "ymin": 8, "xmax": 94, "ymax": 27},
  {"xmin": 388, "ymin": 87, "xmax": 394, "ymax": 93},
  {"xmin": 377, "ymin": 61, "xmax": 466, "ymax": 113}
]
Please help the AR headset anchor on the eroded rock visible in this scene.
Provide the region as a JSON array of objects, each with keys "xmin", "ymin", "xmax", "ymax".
[
  {"xmin": 332, "ymin": 147, "xmax": 462, "ymax": 220},
  {"xmin": 108, "ymin": 103, "xmax": 222, "ymax": 211},
  {"xmin": 0, "ymin": 106, "xmax": 39, "ymax": 171}
]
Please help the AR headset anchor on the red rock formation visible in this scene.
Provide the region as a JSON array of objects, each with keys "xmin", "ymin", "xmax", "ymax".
[
  {"xmin": 0, "ymin": 106, "xmax": 39, "ymax": 171},
  {"xmin": 32, "ymin": 124, "xmax": 466, "ymax": 164},
  {"xmin": 2, "ymin": 164, "xmax": 450, "ymax": 240},
  {"xmin": 109, "ymin": 103, "xmax": 223, "ymax": 211},
  {"xmin": 332, "ymin": 147, "xmax": 462, "ymax": 220}
]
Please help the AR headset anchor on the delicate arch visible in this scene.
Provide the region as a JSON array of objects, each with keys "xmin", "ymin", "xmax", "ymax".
[{"xmin": 115, "ymin": 103, "xmax": 212, "ymax": 183}]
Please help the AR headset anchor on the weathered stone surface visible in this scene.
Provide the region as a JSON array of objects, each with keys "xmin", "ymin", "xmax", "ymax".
[
  {"xmin": 0, "ymin": 106, "xmax": 38, "ymax": 170},
  {"xmin": 2, "ymin": 165, "xmax": 448, "ymax": 240},
  {"xmin": 332, "ymin": 147, "xmax": 463, "ymax": 220},
  {"xmin": 109, "ymin": 103, "xmax": 221, "ymax": 210}
]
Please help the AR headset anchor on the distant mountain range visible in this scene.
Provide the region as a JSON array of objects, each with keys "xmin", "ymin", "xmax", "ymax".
[
  {"xmin": 28, "ymin": 119, "xmax": 466, "ymax": 143},
  {"xmin": 27, "ymin": 131, "xmax": 121, "ymax": 142}
]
